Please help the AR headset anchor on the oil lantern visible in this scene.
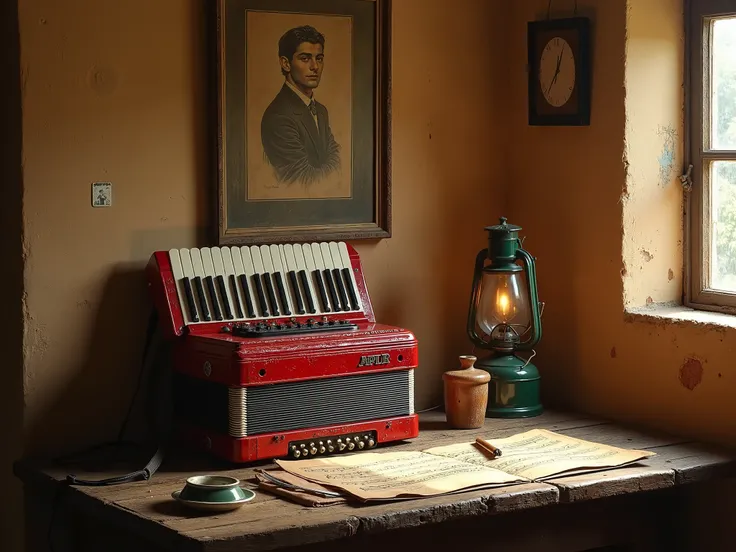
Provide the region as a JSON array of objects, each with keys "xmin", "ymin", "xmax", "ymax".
[{"xmin": 466, "ymin": 217, "xmax": 544, "ymax": 418}]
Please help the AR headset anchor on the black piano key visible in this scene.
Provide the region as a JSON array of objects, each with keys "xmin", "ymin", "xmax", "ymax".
[
  {"xmin": 238, "ymin": 274, "xmax": 256, "ymax": 318},
  {"xmin": 229, "ymin": 275, "xmax": 244, "ymax": 319},
  {"xmin": 215, "ymin": 275, "xmax": 233, "ymax": 320},
  {"xmin": 288, "ymin": 271, "xmax": 306, "ymax": 315},
  {"xmin": 312, "ymin": 269, "xmax": 330, "ymax": 312},
  {"xmin": 252, "ymin": 274, "xmax": 269, "ymax": 317},
  {"xmin": 299, "ymin": 270, "xmax": 316, "ymax": 314},
  {"xmin": 341, "ymin": 268, "xmax": 360, "ymax": 311},
  {"xmin": 262, "ymin": 273, "xmax": 280, "ymax": 317},
  {"xmin": 323, "ymin": 269, "xmax": 341, "ymax": 311},
  {"xmin": 204, "ymin": 276, "xmax": 223, "ymax": 321},
  {"xmin": 193, "ymin": 277, "xmax": 211, "ymax": 321},
  {"xmin": 182, "ymin": 277, "xmax": 200, "ymax": 322},
  {"xmin": 274, "ymin": 272, "xmax": 291, "ymax": 316},
  {"xmin": 332, "ymin": 268, "xmax": 349, "ymax": 311}
]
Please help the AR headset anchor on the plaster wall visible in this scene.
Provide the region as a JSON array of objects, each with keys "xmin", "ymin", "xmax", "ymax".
[
  {"xmin": 507, "ymin": 0, "xmax": 736, "ymax": 445},
  {"xmin": 5, "ymin": 1, "xmax": 509, "ymax": 551}
]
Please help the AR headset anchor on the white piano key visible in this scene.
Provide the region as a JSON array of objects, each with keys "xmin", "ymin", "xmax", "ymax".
[
  {"xmin": 178, "ymin": 249, "xmax": 202, "ymax": 322},
  {"xmin": 271, "ymin": 244, "xmax": 293, "ymax": 315},
  {"xmin": 300, "ymin": 244, "xmax": 324, "ymax": 314},
  {"xmin": 249, "ymin": 246, "xmax": 270, "ymax": 317},
  {"xmin": 328, "ymin": 241, "xmax": 351, "ymax": 312},
  {"xmin": 211, "ymin": 248, "xmax": 235, "ymax": 319},
  {"xmin": 320, "ymin": 242, "xmax": 335, "ymax": 269},
  {"xmin": 250, "ymin": 246, "xmax": 265, "ymax": 273},
  {"xmin": 169, "ymin": 249, "xmax": 192, "ymax": 324},
  {"xmin": 328, "ymin": 242, "xmax": 342, "ymax": 268},
  {"xmin": 284, "ymin": 244, "xmax": 297, "ymax": 270},
  {"xmin": 237, "ymin": 246, "xmax": 259, "ymax": 318},
  {"xmin": 311, "ymin": 243, "xmax": 325, "ymax": 269},
  {"xmin": 338, "ymin": 241, "xmax": 363, "ymax": 311},
  {"xmin": 283, "ymin": 244, "xmax": 306, "ymax": 315},
  {"xmin": 190, "ymin": 248, "xmax": 216, "ymax": 320},
  {"xmin": 230, "ymin": 247, "xmax": 248, "ymax": 318},
  {"xmin": 278, "ymin": 244, "xmax": 298, "ymax": 314},
  {"xmin": 200, "ymin": 247, "xmax": 225, "ymax": 321},
  {"xmin": 221, "ymin": 247, "xmax": 242, "ymax": 319},
  {"xmin": 261, "ymin": 245, "xmax": 281, "ymax": 316},
  {"xmin": 260, "ymin": 245, "xmax": 275, "ymax": 273},
  {"xmin": 180, "ymin": 249, "xmax": 196, "ymax": 280},
  {"xmin": 201, "ymin": 247, "xmax": 215, "ymax": 276},
  {"xmin": 320, "ymin": 242, "xmax": 343, "ymax": 310},
  {"xmin": 311, "ymin": 242, "xmax": 335, "ymax": 312}
]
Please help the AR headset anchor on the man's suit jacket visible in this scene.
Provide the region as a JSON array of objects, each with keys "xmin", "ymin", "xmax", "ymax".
[{"xmin": 260, "ymin": 84, "xmax": 341, "ymax": 185}]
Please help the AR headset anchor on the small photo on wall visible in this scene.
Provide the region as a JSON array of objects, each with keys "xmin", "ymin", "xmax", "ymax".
[{"xmin": 92, "ymin": 182, "xmax": 112, "ymax": 207}]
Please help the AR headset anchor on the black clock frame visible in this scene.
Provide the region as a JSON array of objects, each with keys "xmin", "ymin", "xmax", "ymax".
[{"xmin": 527, "ymin": 17, "xmax": 592, "ymax": 126}]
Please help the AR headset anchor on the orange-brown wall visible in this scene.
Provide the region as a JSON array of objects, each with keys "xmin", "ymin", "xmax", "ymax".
[
  {"xmin": 507, "ymin": 0, "xmax": 736, "ymax": 446},
  {"xmin": 4, "ymin": 1, "xmax": 508, "ymax": 550}
]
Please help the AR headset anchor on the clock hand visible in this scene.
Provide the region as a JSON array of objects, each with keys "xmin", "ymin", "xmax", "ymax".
[
  {"xmin": 547, "ymin": 65, "xmax": 560, "ymax": 95},
  {"xmin": 547, "ymin": 45, "xmax": 565, "ymax": 95},
  {"xmin": 555, "ymin": 45, "xmax": 564, "ymax": 73}
]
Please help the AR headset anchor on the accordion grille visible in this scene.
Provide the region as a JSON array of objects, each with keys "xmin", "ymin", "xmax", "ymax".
[{"xmin": 228, "ymin": 369, "xmax": 414, "ymax": 437}]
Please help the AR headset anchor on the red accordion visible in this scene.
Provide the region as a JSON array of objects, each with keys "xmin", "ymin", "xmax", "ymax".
[{"xmin": 146, "ymin": 241, "xmax": 419, "ymax": 463}]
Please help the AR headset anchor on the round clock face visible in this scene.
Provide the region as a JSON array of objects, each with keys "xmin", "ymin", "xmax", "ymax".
[{"xmin": 539, "ymin": 37, "xmax": 576, "ymax": 108}]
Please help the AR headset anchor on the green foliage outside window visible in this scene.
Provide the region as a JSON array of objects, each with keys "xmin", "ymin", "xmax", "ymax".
[{"xmin": 711, "ymin": 18, "xmax": 736, "ymax": 290}]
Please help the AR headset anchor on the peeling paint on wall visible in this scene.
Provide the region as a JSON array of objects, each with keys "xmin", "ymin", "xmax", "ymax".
[
  {"xmin": 668, "ymin": 268, "xmax": 674, "ymax": 281},
  {"xmin": 679, "ymin": 357, "xmax": 704, "ymax": 390},
  {"xmin": 657, "ymin": 125, "xmax": 678, "ymax": 187},
  {"xmin": 641, "ymin": 249, "xmax": 654, "ymax": 262}
]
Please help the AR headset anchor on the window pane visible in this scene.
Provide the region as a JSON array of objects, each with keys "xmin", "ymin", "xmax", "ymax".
[
  {"xmin": 711, "ymin": 160, "xmax": 736, "ymax": 292},
  {"xmin": 712, "ymin": 17, "xmax": 736, "ymax": 150}
]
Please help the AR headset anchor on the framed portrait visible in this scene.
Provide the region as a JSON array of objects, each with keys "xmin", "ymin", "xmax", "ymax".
[{"xmin": 215, "ymin": 0, "xmax": 392, "ymax": 245}]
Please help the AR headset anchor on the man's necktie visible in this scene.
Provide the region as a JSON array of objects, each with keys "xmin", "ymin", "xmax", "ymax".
[{"xmin": 308, "ymin": 100, "xmax": 317, "ymax": 117}]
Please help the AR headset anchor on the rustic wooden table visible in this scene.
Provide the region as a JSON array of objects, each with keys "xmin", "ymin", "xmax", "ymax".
[{"xmin": 14, "ymin": 410, "xmax": 736, "ymax": 552}]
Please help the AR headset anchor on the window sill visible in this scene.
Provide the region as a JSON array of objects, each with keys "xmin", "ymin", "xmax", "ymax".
[{"xmin": 625, "ymin": 302, "xmax": 736, "ymax": 330}]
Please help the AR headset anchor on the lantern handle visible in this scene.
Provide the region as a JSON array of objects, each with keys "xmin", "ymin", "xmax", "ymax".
[{"xmin": 515, "ymin": 247, "xmax": 542, "ymax": 350}]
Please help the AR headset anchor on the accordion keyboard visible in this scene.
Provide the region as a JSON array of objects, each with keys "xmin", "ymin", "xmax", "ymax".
[{"xmin": 168, "ymin": 242, "xmax": 363, "ymax": 326}]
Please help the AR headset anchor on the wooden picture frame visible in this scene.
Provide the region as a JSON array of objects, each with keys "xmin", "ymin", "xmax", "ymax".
[{"xmin": 215, "ymin": 0, "xmax": 392, "ymax": 246}]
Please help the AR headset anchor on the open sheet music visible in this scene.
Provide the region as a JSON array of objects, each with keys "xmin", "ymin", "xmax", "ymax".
[{"xmin": 275, "ymin": 429, "xmax": 656, "ymax": 501}]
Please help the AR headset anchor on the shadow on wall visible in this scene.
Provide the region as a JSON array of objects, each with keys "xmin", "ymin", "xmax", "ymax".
[
  {"xmin": 1, "ymin": 0, "xmax": 25, "ymax": 550},
  {"xmin": 25, "ymin": 265, "xmax": 155, "ymax": 457}
]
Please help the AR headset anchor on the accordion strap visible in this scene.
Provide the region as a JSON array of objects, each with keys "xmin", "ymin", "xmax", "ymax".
[
  {"xmin": 65, "ymin": 446, "xmax": 165, "ymax": 486},
  {"xmin": 63, "ymin": 309, "xmax": 169, "ymax": 487}
]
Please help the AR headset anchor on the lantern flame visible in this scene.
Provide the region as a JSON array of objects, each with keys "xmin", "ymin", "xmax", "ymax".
[{"xmin": 496, "ymin": 291, "xmax": 512, "ymax": 321}]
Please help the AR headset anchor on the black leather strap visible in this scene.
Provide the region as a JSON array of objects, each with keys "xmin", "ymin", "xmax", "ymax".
[
  {"xmin": 65, "ymin": 445, "xmax": 165, "ymax": 486},
  {"xmin": 64, "ymin": 309, "xmax": 168, "ymax": 487}
]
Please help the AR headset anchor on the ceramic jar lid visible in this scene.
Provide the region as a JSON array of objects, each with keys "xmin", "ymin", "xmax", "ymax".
[{"xmin": 442, "ymin": 355, "xmax": 490, "ymax": 384}]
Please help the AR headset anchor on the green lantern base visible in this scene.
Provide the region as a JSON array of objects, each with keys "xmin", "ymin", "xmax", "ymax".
[{"xmin": 475, "ymin": 353, "xmax": 543, "ymax": 418}]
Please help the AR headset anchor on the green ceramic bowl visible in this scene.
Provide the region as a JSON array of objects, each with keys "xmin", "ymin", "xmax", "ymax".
[{"xmin": 178, "ymin": 475, "xmax": 247, "ymax": 503}]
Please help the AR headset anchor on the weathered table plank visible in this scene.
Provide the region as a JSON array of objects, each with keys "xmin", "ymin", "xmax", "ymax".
[{"xmin": 179, "ymin": 482, "xmax": 558, "ymax": 551}]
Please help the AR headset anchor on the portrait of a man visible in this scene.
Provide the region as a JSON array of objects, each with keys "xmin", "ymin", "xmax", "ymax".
[{"xmin": 260, "ymin": 25, "xmax": 341, "ymax": 187}]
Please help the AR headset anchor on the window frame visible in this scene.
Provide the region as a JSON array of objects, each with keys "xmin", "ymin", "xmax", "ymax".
[{"xmin": 686, "ymin": 0, "xmax": 736, "ymax": 313}]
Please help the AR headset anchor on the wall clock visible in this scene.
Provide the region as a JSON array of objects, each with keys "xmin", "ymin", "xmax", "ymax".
[{"xmin": 527, "ymin": 17, "xmax": 591, "ymax": 126}]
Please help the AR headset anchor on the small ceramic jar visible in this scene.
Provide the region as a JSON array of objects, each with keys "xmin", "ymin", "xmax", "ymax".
[{"xmin": 442, "ymin": 355, "xmax": 490, "ymax": 429}]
